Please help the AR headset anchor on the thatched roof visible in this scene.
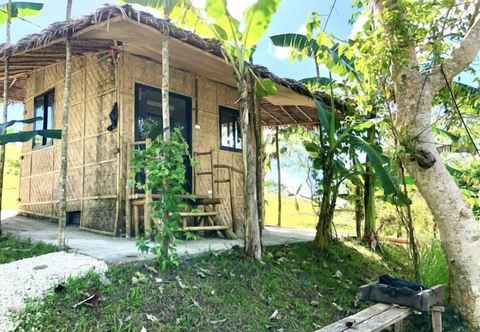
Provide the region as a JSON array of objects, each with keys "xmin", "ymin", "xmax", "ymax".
[{"xmin": 0, "ymin": 4, "xmax": 345, "ymax": 126}]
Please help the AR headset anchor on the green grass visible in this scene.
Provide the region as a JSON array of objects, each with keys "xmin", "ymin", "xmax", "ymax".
[
  {"xmin": 0, "ymin": 234, "xmax": 57, "ymax": 264},
  {"xmin": 16, "ymin": 241, "xmax": 417, "ymax": 332},
  {"xmin": 264, "ymin": 192, "xmax": 356, "ymax": 235}
]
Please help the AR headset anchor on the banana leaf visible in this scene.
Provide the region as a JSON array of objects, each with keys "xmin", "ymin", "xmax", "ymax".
[{"xmin": 0, "ymin": 2, "xmax": 43, "ymax": 24}]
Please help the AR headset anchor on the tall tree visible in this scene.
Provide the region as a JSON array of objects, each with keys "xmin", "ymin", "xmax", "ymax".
[
  {"xmin": 57, "ymin": 0, "xmax": 73, "ymax": 249},
  {"xmin": 0, "ymin": 1, "xmax": 43, "ymax": 235},
  {"xmin": 354, "ymin": 0, "xmax": 480, "ymax": 327}
]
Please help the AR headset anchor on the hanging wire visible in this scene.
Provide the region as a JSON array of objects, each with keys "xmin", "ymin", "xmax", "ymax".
[{"xmin": 440, "ymin": 63, "xmax": 480, "ymax": 157}]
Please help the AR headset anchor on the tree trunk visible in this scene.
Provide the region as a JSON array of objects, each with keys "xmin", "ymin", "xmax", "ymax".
[
  {"xmin": 162, "ymin": 37, "xmax": 170, "ymax": 140},
  {"xmin": 275, "ymin": 127, "xmax": 282, "ymax": 227},
  {"xmin": 314, "ymin": 163, "xmax": 334, "ymax": 250},
  {"xmin": 394, "ymin": 62, "xmax": 480, "ymax": 329},
  {"xmin": 255, "ymin": 105, "xmax": 264, "ymax": 235},
  {"xmin": 241, "ymin": 74, "xmax": 261, "ymax": 260},
  {"xmin": 363, "ymin": 125, "xmax": 376, "ymax": 246},
  {"xmin": 57, "ymin": 0, "xmax": 73, "ymax": 249},
  {"xmin": 354, "ymin": 184, "xmax": 363, "ymax": 239},
  {"xmin": 0, "ymin": 0, "xmax": 11, "ymax": 236}
]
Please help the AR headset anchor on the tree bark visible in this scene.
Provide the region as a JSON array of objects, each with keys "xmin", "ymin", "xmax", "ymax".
[
  {"xmin": 255, "ymin": 104, "xmax": 264, "ymax": 235},
  {"xmin": 388, "ymin": 15, "xmax": 480, "ymax": 330},
  {"xmin": 314, "ymin": 162, "xmax": 334, "ymax": 250},
  {"xmin": 275, "ymin": 127, "xmax": 282, "ymax": 227},
  {"xmin": 363, "ymin": 125, "xmax": 376, "ymax": 246},
  {"xmin": 354, "ymin": 184, "xmax": 363, "ymax": 239},
  {"xmin": 372, "ymin": 0, "xmax": 480, "ymax": 326},
  {"xmin": 241, "ymin": 74, "xmax": 261, "ymax": 260},
  {"xmin": 0, "ymin": 0, "xmax": 11, "ymax": 236},
  {"xmin": 57, "ymin": 0, "xmax": 73, "ymax": 249},
  {"xmin": 162, "ymin": 37, "xmax": 170, "ymax": 140}
]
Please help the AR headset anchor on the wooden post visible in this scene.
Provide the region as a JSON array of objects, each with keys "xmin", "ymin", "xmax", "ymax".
[
  {"xmin": 275, "ymin": 127, "xmax": 281, "ymax": 227},
  {"xmin": 432, "ymin": 306, "xmax": 444, "ymax": 332},
  {"xmin": 241, "ymin": 73, "xmax": 261, "ymax": 259},
  {"xmin": 144, "ymin": 138, "xmax": 152, "ymax": 236},
  {"xmin": 162, "ymin": 36, "xmax": 170, "ymax": 140},
  {"xmin": 57, "ymin": 0, "xmax": 73, "ymax": 249},
  {"xmin": 0, "ymin": 0, "xmax": 11, "ymax": 236}
]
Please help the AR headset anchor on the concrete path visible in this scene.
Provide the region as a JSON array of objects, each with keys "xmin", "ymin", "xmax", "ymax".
[
  {"xmin": 0, "ymin": 252, "xmax": 108, "ymax": 332},
  {"xmin": 3, "ymin": 215, "xmax": 315, "ymax": 264}
]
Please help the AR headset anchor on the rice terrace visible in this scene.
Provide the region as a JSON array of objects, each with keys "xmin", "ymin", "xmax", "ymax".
[{"xmin": 0, "ymin": 0, "xmax": 479, "ymax": 331}]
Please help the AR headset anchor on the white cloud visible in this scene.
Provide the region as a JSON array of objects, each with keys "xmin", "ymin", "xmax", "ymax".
[{"xmin": 273, "ymin": 46, "xmax": 290, "ymax": 60}]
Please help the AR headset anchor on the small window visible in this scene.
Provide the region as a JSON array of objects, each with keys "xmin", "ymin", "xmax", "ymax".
[
  {"xmin": 219, "ymin": 107, "xmax": 242, "ymax": 152},
  {"xmin": 33, "ymin": 89, "xmax": 55, "ymax": 148}
]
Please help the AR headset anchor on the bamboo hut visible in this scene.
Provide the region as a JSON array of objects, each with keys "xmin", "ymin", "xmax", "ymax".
[{"xmin": 0, "ymin": 5, "xmax": 343, "ymax": 237}]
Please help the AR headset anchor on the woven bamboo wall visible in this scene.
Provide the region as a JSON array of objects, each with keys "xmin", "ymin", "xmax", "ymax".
[
  {"xmin": 19, "ymin": 50, "xmax": 246, "ymax": 235},
  {"xmin": 19, "ymin": 53, "xmax": 120, "ymax": 234},
  {"xmin": 121, "ymin": 53, "xmax": 244, "ymax": 230}
]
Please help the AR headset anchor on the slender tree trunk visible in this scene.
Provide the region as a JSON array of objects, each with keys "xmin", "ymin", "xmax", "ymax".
[
  {"xmin": 255, "ymin": 105, "xmax": 264, "ymax": 234},
  {"xmin": 314, "ymin": 163, "xmax": 334, "ymax": 250},
  {"xmin": 241, "ymin": 74, "xmax": 261, "ymax": 259},
  {"xmin": 57, "ymin": 0, "xmax": 73, "ymax": 249},
  {"xmin": 399, "ymin": 160, "xmax": 420, "ymax": 283},
  {"xmin": 162, "ymin": 37, "xmax": 170, "ymax": 140},
  {"xmin": 160, "ymin": 33, "xmax": 171, "ymax": 254},
  {"xmin": 354, "ymin": 184, "xmax": 363, "ymax": 239},
  {"xmin": 275, "ymin": 127, "xmax": 282, "ymax": 227},
  {"xmin": 363, "ymin": 125, "xmax": 376, "ymax": 246},
  {"xmin": 0, "ymin": 0, "xmax": 11, "ymax": 236}
]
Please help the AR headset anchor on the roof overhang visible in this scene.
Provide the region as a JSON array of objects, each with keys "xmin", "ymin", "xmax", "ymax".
[{"xmin": 0, "ymin": 5, "xmax": 329, "ymax": 126}]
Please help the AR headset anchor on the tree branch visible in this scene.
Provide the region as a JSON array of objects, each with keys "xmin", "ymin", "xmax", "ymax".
[{"xmin": 429, "ymin": 5, "xmax": 480, "ymax": 92}]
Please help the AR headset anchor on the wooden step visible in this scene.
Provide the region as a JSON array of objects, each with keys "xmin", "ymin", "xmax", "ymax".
[
  {"xmin": 182, "ymin": 225, "xmax": 228, "ymax": 231},
  {"xmin": 179, "ymin": 211, "xmax": 217, "ymax": 217},
  {"xmin": 196, "ymin": 171, "xmax": 213, "ymax": 176}
]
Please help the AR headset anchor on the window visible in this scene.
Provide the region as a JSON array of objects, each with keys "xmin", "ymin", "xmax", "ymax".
[
  {"xmin": 219, "ymin": 107, "xmax": 242, "ymax": 152},
  {"xmin": 33, "ymin": 89, "xmax": 55, "ymax": 148}
]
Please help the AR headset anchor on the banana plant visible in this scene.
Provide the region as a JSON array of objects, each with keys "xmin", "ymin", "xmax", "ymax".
[{"xmin": 305, "ymin": 98, "xmax": 408, "ymax": 250}]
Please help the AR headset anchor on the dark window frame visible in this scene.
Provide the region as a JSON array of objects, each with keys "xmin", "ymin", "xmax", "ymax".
[
  {"xmin": 219, "ymin": 106, "xmax": 242, "ymax": 152},
  {"xmin": 32, "ymin": 89, "xmax": 55, "ymax": 149}
]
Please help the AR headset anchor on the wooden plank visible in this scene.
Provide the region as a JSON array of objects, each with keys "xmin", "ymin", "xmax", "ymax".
[
  {"xmin": 345, "ymin": 306, "xmax": 411, "ymax": 332},
  {"xmin": 315, "ymin": 303, "xmax": 392, "ymax": 332},
  {"xmin": 432, "ymin": 306, "xmax": 444, "ymax": 332},
  {"xmin": 180, "ymin": 211, "xmax": 217, "ymax": 217},
  {"xmin": 182, "ymin": 225, "xmax": 228, "ymax": 231}
]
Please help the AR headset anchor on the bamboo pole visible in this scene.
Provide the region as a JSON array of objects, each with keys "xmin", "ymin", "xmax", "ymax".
[
  {"xmin": 57, "ymin": 0, "xmax": 73, "ymax": 249},
  {"xmin": 0, "ymin": 0, "xmax": 11, "ymax": 236},
  {"xmin": 275, "ymin": 127, "xmax": 282, "ymax": 227}
]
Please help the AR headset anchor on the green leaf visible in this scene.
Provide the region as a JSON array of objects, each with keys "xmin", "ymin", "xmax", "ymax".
[
  {"xmin": 351, "ymin": 119, "xmax": 376, "ymax": 131},
  {"xmin": 256, "ymin": 78, "xmax": 277, "ymax": 98},
  {"xmin": 270, "ymin": 33, "xmax": 319, "ymax": 57},
  {"xmin": 432, "ymin": 127, "xmax": 460, "ymax": 143},
  {"xmin": 205, "ymin": 0, "xmax": 240, "ymax": 42},
  {"xmin": 0, "ymin": 1, "xmax": 43, "ymax": 24},
  {"xmin": 351, "ymin": 136, "xmax": 409, "ymax": 204},
  {"xmin": 314, "ymin": 98, "xmax": 332, "ymax": 140},
  {"xmin": 242, "ymin": 0, "xmax": 280, "ymax": 48},
  {"xmin": 0, "ymin": 129, "xmax": 62, "ymax": 144}
]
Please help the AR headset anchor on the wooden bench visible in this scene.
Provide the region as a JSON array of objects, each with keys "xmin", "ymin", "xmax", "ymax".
[
  {"xmin": 315, "ymin": 303, "xmax": 445, "ymax": 332},
  {"xmin": 315, "ymin": 303, "xmax": 411, "ymax": 332}
]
